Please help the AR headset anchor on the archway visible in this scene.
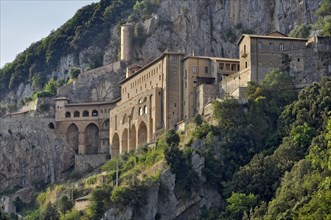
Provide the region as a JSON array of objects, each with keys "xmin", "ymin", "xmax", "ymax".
[
  {"xmin": 84, "ymin": 123, "xmax": 99, "ymax": 154},
  {"xmin": 66, "ymin": 123, "xmax": 79, "ymax": 169},
  {"xmin": 102, "ymin": 119, "xmax": 110, "ymax": 130},
  {"xmin": 112, "ymin": 133, "xmax": 120, "ymax": 158},
  {"xmin": 130, "ymin": 125, "xmax": 136, "ymax": 151},
  {"xmin": 121, "ymin": 128, "xmax": 128, "ymax": 153},
  {"xmin": 67, "ymin": 123, "xmax": 79, "ymax": 154},
  {"xmin": 149, "ymin": 118, "xmax": 153, "ymax": 141},
  {"xmin": 138, "ymin": 121, "xmax": 147, "ymax": 146}
]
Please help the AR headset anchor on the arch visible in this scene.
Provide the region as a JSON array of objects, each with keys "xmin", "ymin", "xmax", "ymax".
[
  {"xmin": 74, "ymin": 111, "xmax": 80, "ymax": 117},
  {"xmin": 84, "ymin": 123, "xmax": 99, "ymax": 154},
  {"xmin": 130, "ymin": 107, "xmax": 136, "ymax": 120},
  {"xmin": 67, "ymin": 123, "xmax": 79, "ymax": 154},
  {"xmin": 48, "ymin": 122, "xmax": 55, "ymax": 129},
  {"xmin": 122, "ymin": 114, "xmax": 128, "ymax": 125},
  {"xmin": 92, "ymin": 110, "xmax": 98, "ymax": 116},
  {"xmin": 112, "ymin": 133, "xmax": 120, "ymax": 158},
  {"xmin": 138, "ymin": 121, "xmax": 147, "ymax": 146},
  {"xmin": 65, "ymin": 112, "xmax": 71, "ymax": 118},
  {"xmin": 130, "ymin": 125, "xmax": 136, "ymax": 151},
  {"xmin": 144, "ymin": 105, "xmax": 148, "ymax": 114},
  {"xmin": 102, "ymin": 119, "xmax": 109, "ymax": 130},
  {"xmin": 149, "ymin": 118, "xmax": 153, "ymax": 141},
  {"xmin": 83, "ymin": 110, "xmax": 89, "ymax": 117},
  {"xmin": 139, "ymin": 107, "xmax": 143, "ymax": 116},
  {"xmin": 121, "ymin": 128, "xmax": 128, "ymax": 153}
]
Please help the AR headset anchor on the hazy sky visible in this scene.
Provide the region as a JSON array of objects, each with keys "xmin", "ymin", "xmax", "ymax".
[{"xmin": 0, "ymin": 0, "xmax": 99, "ymax": 68}]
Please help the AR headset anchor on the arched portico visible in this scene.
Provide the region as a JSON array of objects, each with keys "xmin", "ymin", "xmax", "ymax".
[
  {"xmin": 112, "ymin": 133, "xmax": 120, "ymax": 157},
  {"xmin": 130, "ymin": 125, "xmax": 136, "ymax": 151},
  {"xmin": 84, "ymin": 123, "xmax": 99, "ymax": 154},
  {"xmin": 138, "ymin": 121, "xmax": 147, "ymax": 146},
  {"xmin": 121, "ymin": 128, "xmax": 128, "ymax": 153},
  {"xmin": 67, "ymin": 123, "xmax": 79, "ymax": 154}
]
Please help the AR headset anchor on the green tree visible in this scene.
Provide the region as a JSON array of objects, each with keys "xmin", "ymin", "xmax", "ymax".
[
  {"xmin": 289, "ymin": 24, "xmax": 312, "ymax": 38},
  {"xmin": 165, "ymin": 129, "xmax": 180, "ymax": 147},
  {"xmin": 226, "ymin": 192, "xmax": 258, "ymax": 219},
  {"xmin": 316, "ymin": 0, "xmax": 331, "ymax": 36}
]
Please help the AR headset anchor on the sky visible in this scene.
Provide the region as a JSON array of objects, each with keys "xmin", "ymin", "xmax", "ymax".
[{"xmin": 0, "ymin": 0, "xmax": 100, "ymax": 68}]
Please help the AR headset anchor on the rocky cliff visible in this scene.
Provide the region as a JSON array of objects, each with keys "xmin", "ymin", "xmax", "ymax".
[
  {"xmin": 0, "ymin": 117, "xmax": 67, "ymax": 192},
  {"xmin": 136, "ymin": 0, "xmax": 320, "ymax": 60}
]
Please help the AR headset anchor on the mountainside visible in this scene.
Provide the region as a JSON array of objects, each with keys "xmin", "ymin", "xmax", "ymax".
[
  {"xmin": 0, "ymin": 0, "xmax": 322, "ymax": 111},
  {"xmin": 1, "ymin": 0, "xmax": 331, "ymax": 219}
]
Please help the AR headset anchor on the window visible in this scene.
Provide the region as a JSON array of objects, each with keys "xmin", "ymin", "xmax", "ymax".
[
  {"xmin": 83, "ymin": 110, "xmax": 89, "ymax": 117},
  {"xmin": 219, "ymin": 63, "xmax": 224, "ymax": 70},
  {"xmin": 290, "ymin": 44, "xmax": 294, "ymax": 50},
  {"xmin": 225, "ymin": 63, "xmax": 230, "ymax": 70},
  {"xmin": 144, "ymin": 105, "xmax": 148, "ymax": 114},
  {"xmin": 184, "ymin": 70, "xmax": 187, "ymax": 79},
  {"xmin": 139, "ymin": 107, "xmax": 143, "ymax": 116},
  {"xmin": 193, "ymin": 66, "xmax": 198, "ymax": 73},
  {"xmin": 205, "ymin": 66, "xmax": 209, "ymax": 74},
  {"xmin": 258, "ymin": 42, "xmax": 262, "ymax": 50},
  {"xmin": 298, "ymin": 58, "xmax": 301, "ymax": 62},
  {"xmin": 92, "ymin": 110, "xmax": 98, "ymax": 116},
  {"xmin": 280, "ymin": 43, "xmax": 284, "ymax": 51},
  {"xmin": 171, "ymin": 55, "xmax": 178, "ymax": 62},
  {"xmin": 244, "ymin": 45, "xmax": 246, "ymax": 54},
  {"xmin": 74, "ymin": 111, "xmax": 80, "ymax": 117},
  {"xmin": 231, "ymin": 64, "xmax": 236, "ymax": 71},
  {"xmin": 245, "ymin": 62, "xmax": 248, "ymax": 68},
  {"xmin": 269, "ymin": 43, "xmax": 274, "ymax": 49},
  {"xmin": 65, "ymin": 112, "xmax": 71, "ymax": 118}
]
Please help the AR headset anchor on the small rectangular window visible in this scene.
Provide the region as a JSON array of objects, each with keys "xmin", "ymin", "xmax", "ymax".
[
  {"xmin": 280, "ymin": 43, "xmax": 284, "ymax": 51},
  {"xmin": 269, "ymin": 43, "xmax": 274, "ymax": 49},
  {"xmin": 290, "ymin": 44, "xmax": 294, "ymax": 50},
  {"xmin": 258, "ymin": 42, "xmax": 262, "ymax": 49},
  {"xmin": 205, "ymin": 66, "xmax": 209, "ymax": 74},
  {"xmin": 193, "ymin": 66, "xmax": 198, "ymax": 73},
  {"xmin": 219, "ymin": 63, "xmax": 224, "ymax": 70}
]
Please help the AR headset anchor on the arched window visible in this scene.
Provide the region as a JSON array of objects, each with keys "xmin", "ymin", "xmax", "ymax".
[
  {"xmin": 144, "ymin": 105, "xmax": 148, "ymax": 114},
  {"xmin": 139, "ymin": 107, "xmax": 143, "ymax": 116},
  {"xmin": 65, "ymin": 112, "xmax": 71, "ymax": 118},
  {"xmin": 83, "ymin": 110, "xmax": 89, "ymax": 117},
  {"xmin": 74, "ymin": 111, "xmax": 80, "ymax": 117},
  {"xmin": 48, "ymin": 122, "xmax": 55, "ymax": 129},
  {"xmin": 92, "ymin": 110, "xmax": 98, "ymax": 116}
]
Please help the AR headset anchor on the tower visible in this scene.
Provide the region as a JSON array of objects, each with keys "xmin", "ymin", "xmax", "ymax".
[{"xmin": 120, "ymin": 23, "xmax": 134, "ymax": 62}]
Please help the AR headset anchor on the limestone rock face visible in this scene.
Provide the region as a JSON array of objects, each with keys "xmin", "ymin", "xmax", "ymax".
[
  {"xmin": 137, "ymin": 0, "xmax": 320, "ymax": 61},
  {"xmin": 0, "ymin": 118, "xmax": 67, "ymax": 192}
]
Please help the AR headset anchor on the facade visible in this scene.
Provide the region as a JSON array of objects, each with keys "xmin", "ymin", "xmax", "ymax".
[
  {"xmin": 54, "ymin": 30, "xmax": 331, "ymax": 160},
  {"xmin": 221, "ymin": 31, "xmax": 331, "ymax": 99}
]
